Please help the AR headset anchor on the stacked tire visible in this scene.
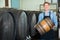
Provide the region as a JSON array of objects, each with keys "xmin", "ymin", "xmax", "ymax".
[{"xmin": 0, "ymin": 11, "xmax": 15, "ymax": 40}]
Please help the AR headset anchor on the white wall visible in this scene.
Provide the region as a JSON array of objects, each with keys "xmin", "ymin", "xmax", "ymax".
[
  {"xmin": 0, "ymin": 0, "xmax": 5, "ymax": 8},
  {"xmin": 8, "ymin": 0, "xmax": 11, "ymax": 8},
  {"xmin": 0, "ymin": 0, "xmax": 20, "ymax": 8},
  {"xmin": 20, "ymin": 0, "xmax": 44, "ymax": 11},
  {"xmin": 0, "ymin": 0, "xmax": 11, "ymax": 8}
]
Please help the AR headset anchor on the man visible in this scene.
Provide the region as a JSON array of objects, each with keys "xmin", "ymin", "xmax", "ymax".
[{"xmin": 38, "ymin": 2, "xmax": 58, "ymax": 40}]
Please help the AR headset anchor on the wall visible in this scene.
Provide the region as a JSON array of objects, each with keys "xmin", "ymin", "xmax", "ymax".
[
  {"xmin": 0, "ymin": 0, "xmax": 20, "ymax": 9},
  {"xmin": 0, "ymin": 0, "xmax": 5, "ymax": 8},
  {"xmin": 20, "ymin": 0, "xmax": 44, "ymax": 11},
  {"xmin": 8, "ymin": 0, "xmax": 11, "ymax": 8},
  {"xmin": 11, "ymin": 0, "xmax": 20, "ymax": 9},
  {"xmin": 0, "ymin": 0, "xmax": 11, "ymax": 8}
]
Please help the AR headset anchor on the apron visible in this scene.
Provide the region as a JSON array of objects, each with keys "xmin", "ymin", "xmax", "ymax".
[{"xmin": 39, "ymin": 12, "xmax": 56, "ymax": 40}]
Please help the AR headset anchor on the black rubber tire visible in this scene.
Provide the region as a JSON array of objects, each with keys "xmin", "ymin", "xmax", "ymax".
[
  {"xmin": 31, "ymin": 13, "xmax": 36, "ymax": 37},
  {"xmin": 0, "ymin": 12, "xmax": 15, "ymax": 40},
  {"xmin": 25, "ymin": 11, "xmax": 37, "ymax": 37},
  {"xmin": 17, "ymin": 11, "xmax": 28, "ymax": 40}
]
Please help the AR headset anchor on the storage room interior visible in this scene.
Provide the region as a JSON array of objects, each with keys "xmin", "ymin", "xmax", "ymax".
[{"xmin": 0, "ymin": 0, "xmax": 60, "ymax": 40}]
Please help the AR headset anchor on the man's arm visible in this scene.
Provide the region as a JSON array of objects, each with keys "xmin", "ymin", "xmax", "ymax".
[
  {"xmin": 53, "ymin": 13, "xmax": 58, "ymax": 27},
  {"xmin": 38, "ymin": 13, "xmax": 44, "ymax": 23},
  {"xmin": 51, "ymin": 12, "xmax": 58, "ymax": 30}
]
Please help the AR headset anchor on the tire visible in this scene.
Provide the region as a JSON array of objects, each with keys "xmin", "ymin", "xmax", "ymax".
[
  {"xmin": 17, "ymin": 11, "xmax": 28, "ymax": 40},
  {"xmin": 0, "ymin": 12, "xmax": 15, "ymax": 40}
]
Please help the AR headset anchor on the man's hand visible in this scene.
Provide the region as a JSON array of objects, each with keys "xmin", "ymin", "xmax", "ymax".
[{"xmin": 52, "ymin": 26, "xmax": 57, "ymax": 31}]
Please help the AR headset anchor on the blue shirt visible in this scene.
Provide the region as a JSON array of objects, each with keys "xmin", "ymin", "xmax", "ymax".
[{"xmin": 38, "ymin": 11, "xmax": 58, "ymax": 27}]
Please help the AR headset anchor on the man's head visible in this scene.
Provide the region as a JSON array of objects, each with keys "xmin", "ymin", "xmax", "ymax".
[{"xmin": 43, "ymin": 2, "xmax": 50, "ymax": 11}]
